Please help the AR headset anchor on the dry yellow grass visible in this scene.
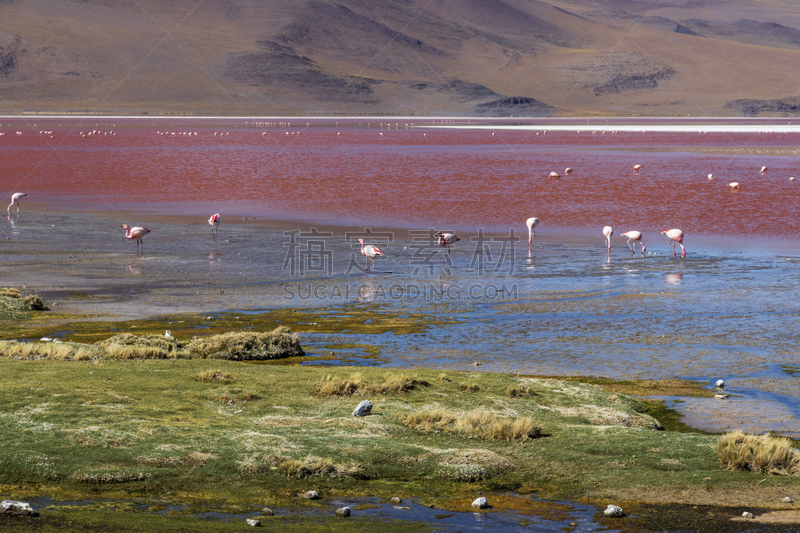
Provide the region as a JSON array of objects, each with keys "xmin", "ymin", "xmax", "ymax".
[
  {"xmin": 404, "ymin": 408, "xmax": 541, "ymax": 441},
  {"xmin": 311, "ymin": 372, "xmax": 428, "ymax": 397},
  {"xmin": 716, "ymin": 431, "xmax": 800, "ymax": 475}
]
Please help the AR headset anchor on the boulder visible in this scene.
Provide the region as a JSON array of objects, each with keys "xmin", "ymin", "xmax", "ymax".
[
  {"xmin": 604, "ymin": 504, "xmax": 624, "ymax": 517},
  {"xmin": 471, "ymin": 497, "xmax": 488, "ymax": 509},
  {"xmin": 352, "ymin": 400, "xmax": 372, "ymax": 417},
  {"xmin": 335, "ymin": 506, "xmax": 351, "ymax": 517},
  {"xmin": 303, "ymin": 490, "xmax": 320, "ymax": 500},
  {"xmin": 1, "ymin": 500, "xmax": 34, "ymax": 516},
  {"xmin": 246, "ymin": 518, "xmax": 261, "ymax": 526}
]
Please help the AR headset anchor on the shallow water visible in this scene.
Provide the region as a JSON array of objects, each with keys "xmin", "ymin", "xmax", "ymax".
[{"xmin": 2, "ymin": 117, "xmax": 800, "ymax": 439}]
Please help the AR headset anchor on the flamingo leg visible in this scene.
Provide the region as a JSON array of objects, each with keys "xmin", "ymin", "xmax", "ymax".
[
  {"xmin": 671, "ymin": 241, "xmax": 677, "ymax": 259},
  {"xmin": 626, "ymin": 239, "xmax": 634, "ymax": 254}
]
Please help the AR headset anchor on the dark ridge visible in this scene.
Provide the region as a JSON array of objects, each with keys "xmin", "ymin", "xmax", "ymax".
[
  {"xmin": 474, "ymin": 96, "xmax": 556, "ymax": 116},
  {"xmin": 593, "ymin": 68, "xmax": 675, "ymax": 96},
  {"xmin": 724, "ymin": 97, "xmax": 800, "ymax": 116}
]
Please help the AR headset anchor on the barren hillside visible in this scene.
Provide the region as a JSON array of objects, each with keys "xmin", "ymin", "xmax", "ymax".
[{"xmin": 1, "ymin": 0, "xmax": 799, "ymax": 116}]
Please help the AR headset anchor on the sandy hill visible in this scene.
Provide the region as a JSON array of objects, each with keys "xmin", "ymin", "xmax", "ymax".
[{"xmin": 1, "ymin": 0, "xmax": 799, "ymax": 116}]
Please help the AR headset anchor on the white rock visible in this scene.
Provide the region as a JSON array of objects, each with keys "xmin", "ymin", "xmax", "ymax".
[
  {"xmin": 165, "ymin": 330, "xmax": 174, "ymax": 339},
  {"xmin": 335, "ymin": 506, "xmax": 351, "ymax": 517},
  {"xmin": 471, "ymin": 497, "xmax": 488, "ymax": 509},
  {"xmin": 302, "ymin": 490, "xmax": 319, "ymax": 500},
  {"xmin": 1, "ymin": 500, "xmax": 34, "ymax": 516},
  {"xmin": 782, "ymin": 496, "xmax": 794, "ymax": 504},
  {"xmin": 715, "ymin": 379, "xmax": 725, "ymax": 388},
  {"xmin": 246, "ymin": 518, "xmax": 261, "ymax": 526},
  {"xmin": 604, "ymin": 504, "xmax": 624, "ymax": 517},
  {"xmin": 742, "ymin": 511, "xmax": 754, "ymax": 519},
  {"xmin": 352, "ymin": 400, "xmax": 372, "ymax": 417}
]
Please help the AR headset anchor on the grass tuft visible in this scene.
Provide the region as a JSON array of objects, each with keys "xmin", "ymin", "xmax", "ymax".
[
  {"xmin": 716, "ymin": 431, "xmax": 800, "ymax": 475},
  {"xmin": 187, "ymin": 326, "xmax": 305, "ymax": 360},
  {"xmin": 196, "ymin": 370, "xmax": 234, "ymax": 383},
  {"xmin": 311, "ymin": 372, "xmax": 428, "ymax": 397},
  {"xmin": 404, "ymin": 409, "xmax": 541, "ymax": 441}
]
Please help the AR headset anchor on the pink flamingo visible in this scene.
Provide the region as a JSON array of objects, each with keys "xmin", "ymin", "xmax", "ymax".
[
  {"xmin": 661, "ymin": 228, "xmax": 686, "ymax": 258},
  {"xmin": 633, "ymin": 164, "xmax": 643, "ymax": 174},
  {"xmin": 760, "ymin": 166, "xmax": 768, "ymax": 174},
  {"xmin": 435, "ymin": 231, "xmax": 459, "ymax": 264},
  {"xmin": 603, "ymin": 226, "xmax": 613, "ymax": 252},
  {"xmin": 727, "ymin": 182, "xmax": 741, "ymax": 192},
  {"xmin": 208, "ymin": 213, "xmax": 221, "ymax": 241},
  {"xmin": 122, "ymin": 224, "xmax": 151, "ymax": 256},
  {"xmin": 564, "ymin": 167, "xmax": 574, "ymax": 175},
  {"xmin": 526, "ymin": 217, "xmax": 539, "ymax": 246},
  {"xmin": 620, "ymin": 230, "xmax": 646, "ymax": 256},
  {"xmin": 548, "ymin": 171, "xmax": 560, "ymax": 179},
  {"xmin": 358, "ymin": 238, "xmax": 384, "ymax": 274},
  {"xmin": 7, "ymin": 192, "xmax": 26, "ymax": 214}
]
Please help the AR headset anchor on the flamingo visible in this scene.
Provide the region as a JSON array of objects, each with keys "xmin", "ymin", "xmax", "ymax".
[
  {"xmin": 603, "ymin": 226, "xmax": 613, "ymax": 252},
  {"xmin": 526, "ymin": 217, "xmax": 540, "ymax": 246},
  {"xmin": 633, "ymin": 164, "xmax": 643, "ymax": 174},
  {"xmin": 7, "ymin": 192, "xmax": 26, "ymax": 214},
  {"xmin": 208, "ymin": 213, "xmax": 221, "ymax": 241},
  {"xmin": 435, "ymin": 231, "xmax": 459, "ymax": 264},
  {"xmin": 620, "ymin": 230, "xmax": 646, "ymax": 256},
  {"xmin": 760, "ymin": 166, "xmax": 768, "ymax": 174},
  {"xmin": 564, "ymin": 167, "xmax": 574, "ymax": 175},
  {"xmin": 548, "ymin": 171, "xmax": 560, "ymax": 179},
  {"xmin": 707, "ymin": 173, "xmax": 714, "ymax": 180},
  {"xmin": 727, "ymin": 182, "xmax": 741, "ymax": 192},
  {"xmin": 358, "ymin": 238, "xmax": 384, "ymax": 274},
  {"xmin": 661, "ymin": 228, "xmax": 686, "ymax": 258},
  {"xmin": 122, "ymin": 224, "xmax": 151, "ymax": 256}
]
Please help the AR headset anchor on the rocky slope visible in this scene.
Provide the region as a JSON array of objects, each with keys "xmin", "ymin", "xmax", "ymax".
[{"xmin": 0, "ymin": 0, "xmax": 799, "ymax": 116}]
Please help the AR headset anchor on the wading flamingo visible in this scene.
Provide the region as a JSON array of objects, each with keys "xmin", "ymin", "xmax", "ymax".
[
  {"xmin": 208, "ymin": 213, "xmax": 221, "ymax": 241},
  {"xmin": 526, "ymin": 217, "xmax": 540, "ymax": 246},
  {"xmin": 548, "ymin": 171, "xmax": 560, "ymax": 179},
  {"xmin": 603, "ymin": 226, "xmax": 613, "ymax": 252},
  {"xmin": 760, "ymin": 166, "xmax": 768, "ymax": 174},
  {"xmin": 620, "ymin": 230, "xmax": 646, "ymax": 256},
  {"xmin": 122, "ymin": 224, "xmax": 151, "ymax": 256},
  {"xmin": 358, "ymin": 238, "xmax": 384, "ymax": 274},
  {"xmin": 661, "ymin": 228, "xmax": 686, "ymax": 258},
  {"xmin": 633, "ymin": 164, "xmax": 643, "ymax": 174},
  {"xmin": 727, "ymin": 182, "xmax": 741, "ymax": 192},
  {"xmin": 564, "ymin": 167, "xmax": 574, "ymax": 175},
  {"xmin": 435, "ymin": 231, "xmax": 459, "ymax": 265},
  {"xmin": 7, "ymin": 192, "xmax": 26, "ymax": 214}
]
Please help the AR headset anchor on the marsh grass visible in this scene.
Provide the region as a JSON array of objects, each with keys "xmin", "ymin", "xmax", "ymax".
[
  {"xmin": 0, "ymin": 327, "xmax": 303, "ymax": 362},
  {"xmin": 0, "ymin": 359, "xmax": 797, "ymax": 528},
  {"xmin": 716, "ymin": 431, "xmax": 800, "ymax": 474},
  {"xmin": 311, "ymin": 372, "xmax": 429, "ymax": 397}
]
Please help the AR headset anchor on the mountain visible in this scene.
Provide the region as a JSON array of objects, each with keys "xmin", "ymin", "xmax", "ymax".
[{"xmin": 1, "ymin": 0, "xmax": 799, "ymax": 116}]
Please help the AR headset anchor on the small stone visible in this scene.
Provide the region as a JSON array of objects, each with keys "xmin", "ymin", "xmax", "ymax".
[
  {"xmin": 246, "ymin": 518, "xmax": 261, "ymax": 526},
  {"xmin": 335, "ymin": 506, "xmax": 351, "ymax": 517},
  {"xmin": 1, "ymin": 500, "xmax": 34, "ymax": 516},
  {"xmin": 714, "ymin": 394, "xmax": 728, "ymax": 399},
  {"xmin": 715, "ymin": 379, "xmax": 725, "ymax": 388},
  {"xmin": 471, "ymin": 497, "xmax": 488, "ymax": 509},
  {"xmin": 303, "ymin": 490, "xmax": 320, "ymax": 500},
  {"xmin": 742, "ymin": 511, "xmax": 754, "ymax": 519},
  {"xmin": 261, "ymin": 507, "xmax": 275, "ymax": 516},
  {"xmin": 352, "ymin": 400, "xmax": 372, "ymax": 417},
  {"xmin": 781, "ymin": 496, "xmax": 794, "ymax": 504},
  {"xmin": 604, "ymin": 504, "xmax": 624, "ymax": 518},
  {"xmin": 389, "ymin": 497, "xmax": 401, "ymax": 505}
]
